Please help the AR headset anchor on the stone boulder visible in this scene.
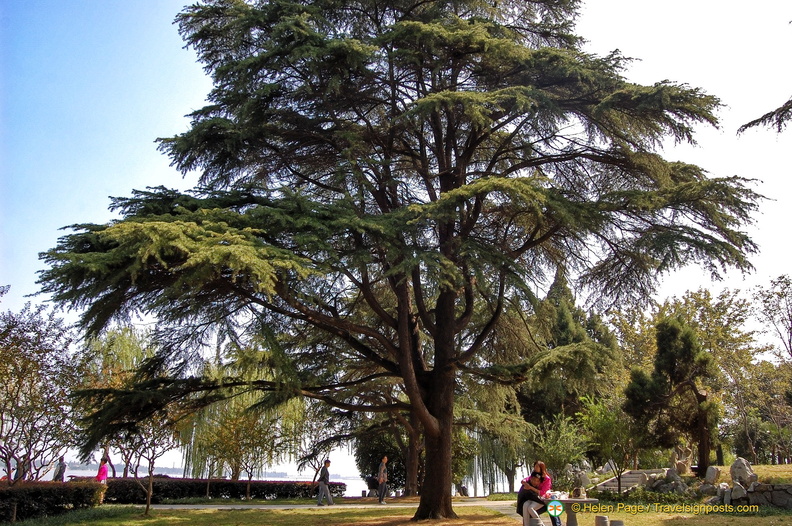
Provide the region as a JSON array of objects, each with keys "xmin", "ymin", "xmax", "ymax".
[
  {"xmin": 770, "ymin": 488, "xmax": 792, "ymax": 508},
  {"xmin": 704, "ymin": 465, "xmax": 720, "ymax": 485},
  {"xmin": 671, "ymin": 445, "xmax": 693, "ymax": 475},
  {"xmin": 698, "ymin": 483, "xmax": 718, "ymax": 496},
  {"xmin": 597, "ymin": 459, "xmax": 618, "ymax": 474},
  {"xmin": 730, "ymin": 457, "xmax": 758, "ymax": 487},
  {"xmin": 731, "ymin": 481, "xmax": 747, "ymax": 501},
  {"xmin": 674, "ymin": 481, "xmax": 690, "ymax": 495},
  {"xmin": 665, "ymin": 468, "xmax": 682, "ymax": 483},
  {"xmin": 717, "ymin": 482, "xmax": 729, "ymax": 499}
]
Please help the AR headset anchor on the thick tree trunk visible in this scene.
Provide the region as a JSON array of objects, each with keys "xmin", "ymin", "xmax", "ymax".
[
  {"xmin": 503, "ymin": 465, "xmax": 516, "ymax": 493},
  {"xmin": 413, "ymin": 366, "xmax": 457, "ymax": 520}
]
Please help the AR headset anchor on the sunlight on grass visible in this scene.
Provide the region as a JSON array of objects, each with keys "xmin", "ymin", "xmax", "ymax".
[
  {"xmin": 15, "ymin": 506, "xmax": 516, "ymax": 526},
  {"xmin": 14, "ymin": 505, "xmax": 792, "ymax": 526}
]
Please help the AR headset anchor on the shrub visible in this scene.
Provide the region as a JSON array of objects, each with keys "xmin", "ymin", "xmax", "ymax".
[
  {"xmin": 67, "ymin": 477, "xmax": 347, "ymax": 504},
  {"xmin": 0, "ymin": 481, "xmax": 106, "ymax": 522}
]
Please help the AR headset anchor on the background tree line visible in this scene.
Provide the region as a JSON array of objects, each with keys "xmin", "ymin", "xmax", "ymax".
[{"xmin": 3, "ymin": 275, "xmax": 792, "ymax": 495}]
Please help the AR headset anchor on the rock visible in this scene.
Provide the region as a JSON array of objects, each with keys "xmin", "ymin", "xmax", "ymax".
[
  {"xmin": 717, "ymin": 483, "xmax": 728, "ymax": 499},
  {"xmin": 699, "ymin": 483, "xmax": 718, "ymax": 496},
  {"xmin": 704, "ymin": 466, "xmax": 720, "ymax": 485},
  {"xmin": 730, "ymin": 457, "xmax": 758, "ymax": 487},
  {"xmin": 666, "ymin": 469, "xmax": 682, "ymax": 483},
  {"xmin": 731, "ymin": 482, "xmax": 747, "ymax": 500},
  {"xmin": 724, "ymin": 488, "xmax": 732, "ymax": 505},
  {"xmin": 747, "ymin": 491, "xmax": 771, "ymax": 507},
  {"xmin": 772, "ymin": 490, "xmax": 792, "ymax": 508},
  {"xmin": 671, "ymin": 445, "xmax": 693, "ymax": 475}
]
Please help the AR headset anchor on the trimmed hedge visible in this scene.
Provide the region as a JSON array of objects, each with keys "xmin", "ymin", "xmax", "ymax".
[
  {"xmin": 0, "ymin": 481, "xmax": 106, "ymax": 523},
  {"xmin": 71, "ymin": 476, "xmax": 346, "ymax": 503}
]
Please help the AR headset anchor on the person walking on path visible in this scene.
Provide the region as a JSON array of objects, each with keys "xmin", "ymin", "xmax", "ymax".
[
  {"xmin": 377, "ymin": 456, "xmax": 388, "ymax": 504},
  {"xmin": 316, "ymin": 459, "xmax": 334, "ymax": 506}
]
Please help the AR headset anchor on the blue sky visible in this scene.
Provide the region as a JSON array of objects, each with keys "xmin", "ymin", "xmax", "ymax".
[
  {"xmin": 1, "ymin": 1, "xmax": 211, "ymax": 312},
  {"xmin": 1, "ymin": 0, "xmax": 791, "ymax": 317}
]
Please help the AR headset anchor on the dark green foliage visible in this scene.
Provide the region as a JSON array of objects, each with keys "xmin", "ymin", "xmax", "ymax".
[
  {"xmin": 518, "ymin": 272, "xmax": 621, "ymax": 422},
  {"xmin": 0, "ymin": 482, "xmax": 105, "ymax": 523},
  {"xmin": 72, "ymin": 375, "xmax": 235, "ymax": 457},
  {"xmin": 354, "ymin": 434, "xmax": 406, "ymax": 492},
  {"xmin": 624, "ymin": 316, "xmax": 719, "ymax": 474},
  {"xmin": 739, "ymin": 95, "xmax": 792, "ymax": 133}
]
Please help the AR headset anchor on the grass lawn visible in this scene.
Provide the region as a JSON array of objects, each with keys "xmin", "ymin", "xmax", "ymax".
[
  {"xmin": 14, "ymin": 505, "xmax": 516, "ymax": 526},
  {"xmin": 11, "ymin": 502, "xmax": 792, "ymax": 526},
  {"xmin": 750, "ymin": 465, "xmax": 792, "ymax": 485}
]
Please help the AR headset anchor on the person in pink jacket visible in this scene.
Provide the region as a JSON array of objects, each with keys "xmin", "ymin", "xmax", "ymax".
[
  {"xmin": 523, "ymin": 461, "xmax": 561, "ymax": 526},
  {"xmin": 533, "ymin": 461, "xmax": 552, "ymax": 496},
  {"xmin": 95, "ymin": 458, "xmax": 108, "ymax": 484}
]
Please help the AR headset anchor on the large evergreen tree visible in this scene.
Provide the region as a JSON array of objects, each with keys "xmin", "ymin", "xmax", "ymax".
[
  {"xmin": 624, "ymin": 316, "xmax": 719, "ymax": 475},
  {"xmin": 518, "ymin": 271, "xmax": 620, "ymax": 422},
  {"xmin": 40, "ymin": 0, "xmax": 760, "ymax": 517}
]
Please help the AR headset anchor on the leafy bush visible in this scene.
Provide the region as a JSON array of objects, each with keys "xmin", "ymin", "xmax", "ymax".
[
  {"xmin": 637, "ymin": 449, "xmax": 671, "ymax": 469},
  {"xmin": 68, "ymin": 477, "xmax": 346, "ymax": 503},
  {"xmin": 0, "ymin": 482, "xmax": 105, "ymax": 522}
]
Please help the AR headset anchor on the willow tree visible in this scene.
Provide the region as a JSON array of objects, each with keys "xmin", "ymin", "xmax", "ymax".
[{"xmin": 40, "ymin": 0, "xmax": 760, "ymax": 518}]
